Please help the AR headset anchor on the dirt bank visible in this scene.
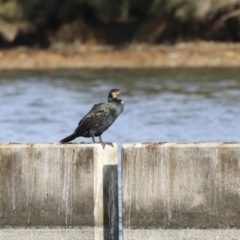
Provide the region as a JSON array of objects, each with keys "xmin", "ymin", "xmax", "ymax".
[{"xmin": 0, "ymin": 42, "xmax": 240, "ymax": 70}]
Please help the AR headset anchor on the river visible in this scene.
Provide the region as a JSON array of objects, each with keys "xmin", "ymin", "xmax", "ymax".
[{"xmin": 1, "ymin": 69, "xmax": 240, "ymax": 145}]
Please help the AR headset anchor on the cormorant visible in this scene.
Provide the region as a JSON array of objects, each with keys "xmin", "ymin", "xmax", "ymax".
[{"xmin": 60, "ymin": 89, "xmax": 124, "ymax": 143}]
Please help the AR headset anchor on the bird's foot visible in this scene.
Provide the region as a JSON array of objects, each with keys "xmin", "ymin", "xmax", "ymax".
[{"xmin": 100, "ymin": 142, "xmax": 114, "ymax": 149}]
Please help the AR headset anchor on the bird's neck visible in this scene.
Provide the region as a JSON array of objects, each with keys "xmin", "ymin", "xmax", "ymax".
[{"xmin": 108, "ymin": 97, "xmax": 119, "ymax": 102}]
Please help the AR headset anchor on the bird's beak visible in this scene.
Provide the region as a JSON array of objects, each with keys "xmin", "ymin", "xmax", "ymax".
[{"xmin": 118, "ymin": 90, "xmax": 124, "ymax": 95}]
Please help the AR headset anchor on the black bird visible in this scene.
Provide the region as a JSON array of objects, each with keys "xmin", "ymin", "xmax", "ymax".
[{"xmin": 60, "ymin": 89, "xmax": 124, "ymax": 143}]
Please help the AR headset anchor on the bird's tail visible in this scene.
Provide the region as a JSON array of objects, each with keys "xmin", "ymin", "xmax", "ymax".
[{"xmin": 60, "ymin": 134, "xmax": 76, "ymax": 143}]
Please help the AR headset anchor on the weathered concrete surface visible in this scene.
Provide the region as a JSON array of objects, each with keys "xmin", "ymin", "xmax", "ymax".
[
  {"xmin": 0, "ymin": 143, "xmax": 118, "ymax": 240},
  {"xmin": 122, "ymin": 143, "xmax": 240, "ymax": 232},
  {"xmin": 2, "ymin": 228, "xmax": 240, "ymax": 240},
  {"xmin": 123, "ymin": 229, "xmax": 240, "ymax": 240},
  {"xmin": 0, "ymin": 228, "xmax": 95, "ymax": 240}
]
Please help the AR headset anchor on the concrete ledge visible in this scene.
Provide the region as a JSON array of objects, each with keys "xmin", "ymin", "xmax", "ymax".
[
  {"xmin": 2, "ymin": 228, "xmax": 240, "ymax": 240},
  {"xmin": 0, "ymin": 143, "xmax": 118, "ymax": 239},
  {"xmin": 122, "ymin": 143, "xmax": 240, "ymax": 232},
  {"xmin": 123, "ymin": 229, "xmax": 240, "ymax": 240},
  {"xmin": 0, "ymin": 228, "xmax": 95, "ymax": 240}
]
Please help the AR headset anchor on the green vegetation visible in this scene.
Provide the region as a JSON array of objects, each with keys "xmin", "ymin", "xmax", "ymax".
[{"xmin": 0, "ymin": 0, "xmax": 240, "ymax": 47}]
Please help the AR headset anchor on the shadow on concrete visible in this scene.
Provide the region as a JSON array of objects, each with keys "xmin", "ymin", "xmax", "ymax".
[{"xmin": 103, "ymin": 165, "xmax": 119, "ymax": 240}]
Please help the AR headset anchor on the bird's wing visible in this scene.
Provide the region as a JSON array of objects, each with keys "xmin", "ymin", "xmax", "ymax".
[{"xmin": 75, "ymin": 103, "xmax": 110, "ymax": 135}]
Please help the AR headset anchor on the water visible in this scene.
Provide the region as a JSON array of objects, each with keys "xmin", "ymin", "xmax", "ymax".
[
  {"xmin": 1, "ymin": 69, "xmax": 240, "ymax": 144},
  {"xmin": 1, "ymin": 69, "xmax": 240, "ymax": 239}
]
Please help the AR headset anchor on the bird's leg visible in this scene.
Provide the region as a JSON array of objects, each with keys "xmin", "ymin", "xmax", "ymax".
[
  {"xmin": 99, "ymin": 135, "xmax": 113, "ymax": 148},
  {"xmin": 99, "ymin": 135, "xmax": 107, "ymax": 149},
  {"xmin": 92, "ymin": 136, "xmax": 96, "ymax": 143}
]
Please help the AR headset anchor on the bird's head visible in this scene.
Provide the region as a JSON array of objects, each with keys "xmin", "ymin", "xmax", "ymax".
[{"xmin": 108, "ymin": 89, "xmax": 123, "ymax": 102}]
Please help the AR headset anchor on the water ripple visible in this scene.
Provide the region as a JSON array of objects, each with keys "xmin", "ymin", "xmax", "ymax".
[{"xmin": 1, "ymin": 69, "xmax": 240, "ymax": 145}]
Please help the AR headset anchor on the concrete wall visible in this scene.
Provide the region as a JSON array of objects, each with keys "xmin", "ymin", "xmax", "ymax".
[
  {"xmin": 0, "ymin": 143, "xmax": 118, "ymax": 240},
  {"xmin": 3, "ymin": 142, "xmax": 240, "ymax": 239},
  {"xmin": 122, "ymin": 143, "xmax": 240, "ymax": 234}
]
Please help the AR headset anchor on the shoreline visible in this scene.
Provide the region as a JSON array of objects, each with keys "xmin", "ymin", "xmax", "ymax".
[{"xmin": 0, "ymin": 41, "xmax": 240, "ymax": 70}]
